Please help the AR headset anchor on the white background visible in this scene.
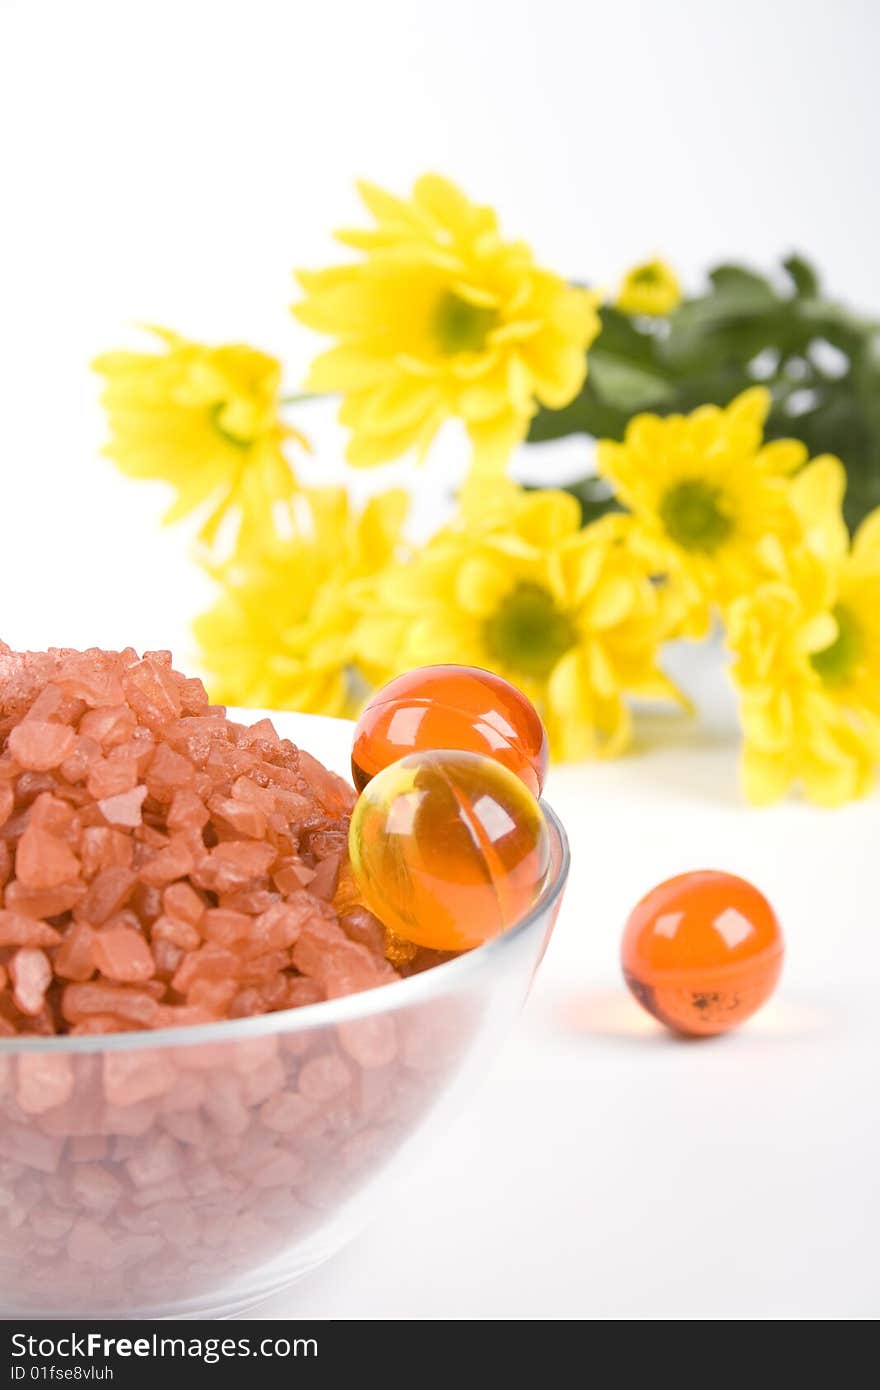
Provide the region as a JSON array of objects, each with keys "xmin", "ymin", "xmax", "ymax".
[{"xmin": 1, "ymin": 0, "xmax": 878, "ymax": 1320}]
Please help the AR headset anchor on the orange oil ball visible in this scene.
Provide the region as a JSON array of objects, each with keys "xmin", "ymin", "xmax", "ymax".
[
  {"xmin": 348, "ymin": 749, "xmax": 551, "ymax": 952},
  {"xmin": 351, "ymin": 665, "xmax": 549, "ymax": 798},
  {"xmin": 621, "ymin": 870, "xmax": 784, "ymax": 1036}
]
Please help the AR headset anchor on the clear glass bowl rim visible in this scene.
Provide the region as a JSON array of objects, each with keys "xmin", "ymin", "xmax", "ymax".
[{"xmin": 0, "ymin": 803, "xmax": 569, "ymax": 1057}]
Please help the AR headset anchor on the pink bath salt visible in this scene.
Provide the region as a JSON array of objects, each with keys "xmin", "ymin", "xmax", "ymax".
[
  {"xmin": 305, "ymin": 824, "xmax": 349, "ymax": 860},
  {"xmin": 297, "ymin": 1053, "xmax": 353, "ymax": 1102},
  {"xmin": 58, "ymin": 735, "xmax": 101, "ymax": 785},
  {"xmin": 225, "ymin": 977, "xmax": 284, "ymax": 1017},
  {"xmin": 222, "ymin": 893, "xmax": 281, "ymax": 923},
  {"xmin": 260, "ymin": 1090, "xmax": 316, "ymax": 1134},
  {"xmin": 341, "ymin": 907, "xmax": 388, "ymax": 959},
  {"xmin": 273, "ymin": 859, "xmax": 316, "ymax": 893},
  {"xmin": 15, "ymin": 1052, "xmax": 75, "ymax": 1114},
  {"xmin": 8, "ymin": 720, "xmax": 77, "ymax": 771},
  {"xmin": 0, "ymin": 782, "xmax": 13, "ymax": 826},
  {"xmin": 337, "ymin": 1015, "xmax": 398, "ymax": 1069},
  {"xmin": 123, "ymin": 659, "xmax": 182, "ymax": 729},
  {"xmin": 112, "ymin": 730, "xmax": 156, "ymax": 777},
  {"xmin": 236, "ymin": 945, "xmax": 291, "ymax": 980},
  {"xmin": 129, "ymin": 880, "xmax": 163, "ymax": 926},
  {"xmin": 4, "ymin": 878, "xmax": 84, "ymax": 918},
  {"xmin": 166, "ymin": 787, "xmax": 209, "ymax": 832},
  {"xmin": 160, "ymin": 1068, "xmax": 208, "ymax": 1114},
  {"xmin": 203, "ymin": 1075, "xmax": 249, "ymax": 1136},
  {"xmin": 125, "ymin": 1133, "xmax": 181, "ymax": 1188},
  {"xmin": 230, "ymin": 775, "xmax": 279, "ymax": 815},
  {"xmin": 11, "ymin": 770, "xmax": 55, "ymax": 806},
  {"xmin": 98, "ymin": 784, "xmax": 147, "ymax": 828},
  {"xmin": 207, "ymin": 794, "xmax": 267, "ymax": 838},
  {"xmin": 286, "ymin": 976, "xmax": 325, "ymax": 1009},
  {"xmin": 70, "ymin": 1015, "xmax": 136, "ymax": 1035},
  {"xmin": 93, "ymin": 925, "xmax": 155, "ymax": 983},
  {"xmin": 191, "ymin": 840, "xmax": 277, "ymax": 894},
  {"xmin": 251, "ymin": 1150, "xmax": 308, "ymax": 1189},
  {"xmin": 103, "ymin": 1049, "xmax": 176, "ymax": 1106},
  {"xmin": 67, "ymin": 1218, "xmax": 118, "ymax": 1269},
  {"xmin": 70, "ymin": 1135, "xmax": 109, "ymax": 1161},
  {"xmin": 152, "ymin": 914, "xmax": 201, "ymax": 952},
  {"xmin": 0, "ymin": 910, "xmax": 62, "ymax": 948},
  {"xmin": 236, "ymin": 717, "xmax": 280, "ymax": 745},
  {"xmin": 71, "ymin": 1164, "xmax": 125, "ymax": 1216},
  {"xmin": 309, "ymin": 855, "xmax": 341, "ymax": 902},
  {"xmin": 179, "ymin": 676, "xmax": 210, "ymax": 713},
  {"xmin": 79, "ymin": 826, "xmax": 134, "ymax": 877},
  {"xmin": 256, "ymin": 897, "xmax": 317, "ymax": 950},
  {"xmin": 14, "ymin": 823, "xmax": 81, "ymax": 889},
  {"xmin": 62, "ymin": 983, "xmax": 161, "ymax": 1028},
  {"xmin": 55, "ymin": 656, "xmax": 125, "ymax": 708},
  {"xmin": 54, "ymin": 922, "xmax": 97, "ymax": 981},
  {"xmin": 171, "ymin": 944, "xmax": 241, "ymax": 995},
  {"xmin": 86, "ymin": 756, "xmax": 139, "ymax": 800},
  {"xmin": 292, "ymin": 914, "xmax": 370, "ymax": 985},
  {"xmin": 162, "ymin": 880, "xmax": 205, "ymax": 925},
  {"xmin": 146, "ymin": 741, "xmax": 196, "ymax": 800},
  {"xmin": 31, "ymin": 1208, "xmax": 76, "ymax": 1241},
  {"xmin": 80, "ymin": 865, "xmax": 137, "ymax": 924},
  {"xmin": 152, "ymin": 938, "xmax": 183, "ymax": 980},
  {"xmin": 297, "ymin": 748, "xmax": 357, "ymax": 816},
  {"xmin": 21, "ymin": 681, "xmax": 66, "ymax": 723},
  {"xmin": 9, "ymin": 947, "xmax": 52, "ymax": 1016},
  {"xmin": 0, "ymin": 1122, "xmax": 64, "ymax": 1174},
  {"xmin": 27, "ymin": 789, "xmax": 76, "ymax": 835},
  {"xmin": 186, "ymin": 977, "xmax": 239, "ymax": 1014},
  {"xmin": 78, "ymin": 703, "xmax": 137, "ymax": 748},
  {"xmin": 137, "ymin": 838, "xmax": 194, "ymax": 887},
  {"xmin": 201, "ymin": 908, "xmax": 253, "ymax": 946}
]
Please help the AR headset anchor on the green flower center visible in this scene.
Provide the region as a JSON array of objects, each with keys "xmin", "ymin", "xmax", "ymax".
[
  {"xmin": 659, "ymin": 479, "xmax": 733, "ymax": 553},
  {"xmin": 483, "ymin": 582, "xmax": 576, "ymax": 678},
  {"xmin": 631, "ymin": 265, "xmax": 662, "ymax": 287},
  {"xmin": 434, "ymin": 292, "xmax": 498, "ymax": 355},
  {"xmin": 810, "ymin": 604, "xmax": 863, "ymax": 685},
  {"xmin": 210, "ymin": 402, "xmax": 251, "ymax": 449}
]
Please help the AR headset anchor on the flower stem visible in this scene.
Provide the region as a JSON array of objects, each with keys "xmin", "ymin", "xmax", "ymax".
[{"xmin": 281, "ymin": 391, "xmax": 324, "ymax": 406}]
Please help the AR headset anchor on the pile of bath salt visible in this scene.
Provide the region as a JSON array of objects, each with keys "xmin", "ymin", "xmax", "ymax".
[{"xmin": 0, "ymin": 642, "xmax": 416, "ymax": 1037}]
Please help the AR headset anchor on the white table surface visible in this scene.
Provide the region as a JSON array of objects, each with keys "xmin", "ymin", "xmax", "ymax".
[{"xmin": 246, "ymin": 655, "xmax": 879, "ymax": 1321}]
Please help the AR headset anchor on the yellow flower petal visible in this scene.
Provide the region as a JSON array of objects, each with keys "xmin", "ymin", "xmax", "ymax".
[{"xmin": 293, "ymin": 174, "xmax": 600, "ymax": 478}]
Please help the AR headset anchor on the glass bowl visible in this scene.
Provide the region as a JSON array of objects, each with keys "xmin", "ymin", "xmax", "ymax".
[{"xmin": 0, "ymin": 711, "xmax": 569, "ymax": 1319}]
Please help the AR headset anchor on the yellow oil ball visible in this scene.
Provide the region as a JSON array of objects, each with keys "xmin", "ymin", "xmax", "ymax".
[{"xmin": 348, "ymin": 750, "xmax": 550, "ymax": 952}]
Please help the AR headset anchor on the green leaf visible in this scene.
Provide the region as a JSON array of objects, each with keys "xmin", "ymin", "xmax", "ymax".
[
  {"xmin": 708, "ymin": 264, "xmax": 778, "ymax": 302},
  {"xmin": 783, "ymin": 254, "xmax": 820, "ymax": 298},
  {"xmin": 527, "ymin": 256, "xmax": 880, "ymax": 530},
  {"xmin": 588, "ymin": 351, "xmax": 676, "ymax": 413}
]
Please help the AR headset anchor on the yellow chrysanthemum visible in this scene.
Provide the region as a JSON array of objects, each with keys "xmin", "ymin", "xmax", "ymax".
[
  {"xmin": 597, "ymin": 387, "xmax": 810, "ymax": 628},
  {"xmin": 616, "ymin": 258, "xmax": 682, "ymax": 317},
  {"xmin": 93, "ymin": 327, "xmax": 303, "ymax": 551},
  {"xmin": 293, "ymin": 175, "xmax": 601, "ymax": 477},
  {"xmin": 194, "ymin": 487, "xmax": 408, "ymax": 717},
  {"xmin": 355, "ymin": 485, "xmax": 682, "ymax": 760},
  {"xmin": 726, "ymin": 457, "xmax": 880, "ymax": 806}
]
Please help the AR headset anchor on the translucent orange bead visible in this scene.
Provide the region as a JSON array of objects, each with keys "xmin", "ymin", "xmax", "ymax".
[
  {"xmin": 621, "ymin": 871, "xmax": 784, "ymax": 1036},
  {"xmin": 351, "ymin": 665, "xmax": 548, "ymax": 797},
  {"xmin": 348, "ymin": 750, "xmax": 550, "ymax": 952}
]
